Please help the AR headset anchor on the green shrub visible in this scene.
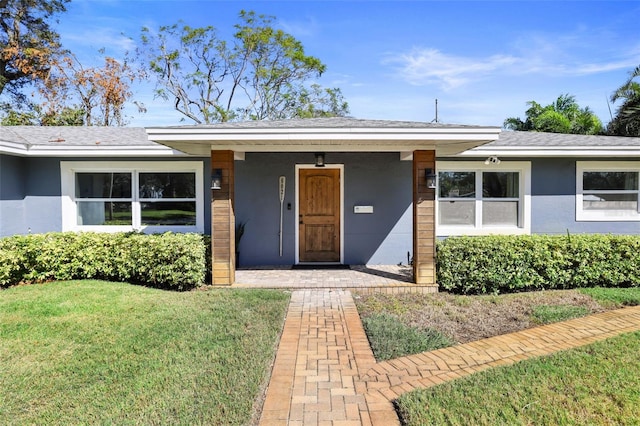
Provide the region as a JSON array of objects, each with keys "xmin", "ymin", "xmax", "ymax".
[
  {"xmin": 361, "ymin": 313, "xmax": 453, "ymax": 361},
  {"xmin": 0, "ymin": 232, "xmax": 206, "ymax": 290},
  {"xmin": 437, "ymin": 234, "xmax": 640, "ymax": 294}
]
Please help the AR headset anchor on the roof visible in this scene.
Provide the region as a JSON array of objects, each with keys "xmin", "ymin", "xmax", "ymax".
[
  {"xmin": 493, "ymin": 131, "xmax": 640, "ymax": 147},
  {"xmin": 3, "ymin": 121, "xmax": 640, "ymax": 158},
  {"xmin": 0, "ymin": 126, "xmax": 178, "ymax": 157},
  {"xmin": 458, "ymin": 130, "xmax": 640, "ymax": 157},
  {"xmin": 156, "ymin": 117, "xmax": 492, "ymax": 130}
]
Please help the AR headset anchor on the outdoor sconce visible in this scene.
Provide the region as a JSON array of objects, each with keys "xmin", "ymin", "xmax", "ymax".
[
  {"xmin": 315, "ymin": 152, "xmax": 325, "ymax": 167},
  {"xmin": 211, "ymin": 169, "xmax": 222, "ymax": 190},
  {"xmin": 425, "ymin": 168, "xmax": 437, "ymax": 189}
]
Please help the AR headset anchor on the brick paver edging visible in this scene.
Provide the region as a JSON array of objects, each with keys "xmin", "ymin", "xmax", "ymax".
[
  {"xmin": 361, "ymin": 305, "xmax": 640, "ymax": 401},
  {"xmin": 259, "ymin": 290, "xmax": 640, "ymax": 426}
]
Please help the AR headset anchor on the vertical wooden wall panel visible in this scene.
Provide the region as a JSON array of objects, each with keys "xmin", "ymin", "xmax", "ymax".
[
  {"xmin": 413, "ymin": 150, "xmax": 437, "ymax": 287},
  {"xmin": 211, "ymin": 150, "xmax": 235, "ymax": 285}
]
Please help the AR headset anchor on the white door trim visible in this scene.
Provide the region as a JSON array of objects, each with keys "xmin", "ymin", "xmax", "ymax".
[{"xmin": 295, "ymin": 164, "xmax": 345, "ymax": 264}]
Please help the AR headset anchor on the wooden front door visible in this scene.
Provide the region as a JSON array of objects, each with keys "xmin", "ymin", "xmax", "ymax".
[{"xmin": 299, "ymin": 168, "xmax": 341, "ymax": 262}]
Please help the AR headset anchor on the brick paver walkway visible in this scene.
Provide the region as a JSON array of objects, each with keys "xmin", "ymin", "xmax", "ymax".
[
  {"xmin": 259, "ymin": 290, "xmax": 640, "ymax": 426},
  {"xmin": 234, "ymin": 266, "xmax": 437, "ymax": 294}
]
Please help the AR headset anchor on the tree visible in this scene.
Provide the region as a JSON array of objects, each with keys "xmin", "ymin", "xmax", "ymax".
[
  {"xmin": 0, "ymin": 0, "xmax": 69, "ymax": 103},
  {"xmin": 0, "ymin": 103, "xmax": 83, "ymax": 125},
  {"xmin": 40, "ymin": 53, "xmax": 145, "ymax": 126},
  {"xmin": 504, "ymin": 94, "xmax": 603, "ymax": 135},
  {"xmin": 295, "ymin": 85, "xmax": 349, "ymax": 118},
  {"xmin": 1, "ymin": 52, "xmax": 144, "ymax": 126},
  {"xmin": 608, "ymin": 65, "xmax": 640, "ymax": 136},
  {"xmin": 137, "ymin": 10, "xmax": 349, "ymax": 124}
]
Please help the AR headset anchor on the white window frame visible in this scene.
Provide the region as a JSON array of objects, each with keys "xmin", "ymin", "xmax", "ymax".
[
  {"xmin": 61, "ymin": 161, "xmax": 204, "ymax": 233},
  {"xmin": 436, "ymin": 161, "xmax": 531, "ymax": 236},
  {"xmin": 576, "ymin": 161, "xmax": 640, "ymax": 222}
]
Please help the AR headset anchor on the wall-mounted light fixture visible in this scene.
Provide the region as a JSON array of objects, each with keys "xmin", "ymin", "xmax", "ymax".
[
  {"xmin": 484, "ymin": 155, "xmax": 501, "ymax": 165},
  {"xmin": 211, "ymin": 169, "xmax": 222, "ymax": 190},
  {"xmin": 315, "ymin": 152, "xmax": 325, "ymax": 167},
  {"xmin": 425, "ymin": 168, "xmax": 437, "ymax": 189}
]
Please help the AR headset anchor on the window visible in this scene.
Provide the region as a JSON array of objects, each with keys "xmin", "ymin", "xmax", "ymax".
[
  {"xmin": 76, "ymin": 173, "xmax": 133, "ymax": 225},
  {"xmin": 139, "ymin": 173, "xmax": 196, "ymax": 226},
  {"xmin": 576, "ymin": 162, "xmax": 640, "ymax": 221},
  {"xmin": 482, "ymin": 172, "xmax": 520, "ymax": 226},
  {"xmin": 62, "ymin": 162, "xmax": 203, "ymax": 232},
  {"xmin": 436, "ymin": 161, "xmax": 530, "ymax": 236},
  {"xmin": 438, "ymin": 172, "xmax": 475, "ymax": 226}
]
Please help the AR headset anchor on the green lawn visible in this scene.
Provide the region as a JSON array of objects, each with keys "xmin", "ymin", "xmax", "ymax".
[
  {"xmin": 0, "ymin": 281, "xmax": 290, "ymax": 425},
  {"xmin": 361, "ymin": 313, "xmax": 453, "ymax": 361},
  {"xmin": 580, "ymin": 286, "xmax": 640, "ymax": 307},
  {"xmin": 383, "ymin": 287, "xmax": 640, "ymax": 425},
  {"xmin": 397, "ymin": 331, "xmax": 640, "ymax": 425}
]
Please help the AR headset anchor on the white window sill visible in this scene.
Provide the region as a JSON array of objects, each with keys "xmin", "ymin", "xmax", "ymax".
[
  {"xmin": 437, "ymin": 226, "xmax": 530, "ymax": 237},
  {"xmin": 69, "ymin": 225, "xmax": 203, "ymax": 234},
  {"xmin": 576, "ymin": 213, "xmax": 640, "ymax": 222}
]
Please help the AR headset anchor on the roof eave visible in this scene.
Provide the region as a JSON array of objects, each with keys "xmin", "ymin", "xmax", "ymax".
[
  {"xmin": 0, "ymin": 143, "xmax": 184, "ymax": 157},
  {"xmin": 454, "ymin": 145, "xmax": 640, "ymax": 158},
  {"xmin": 145, "ymin": 126, "xmax": 502, "ymax": 156}
]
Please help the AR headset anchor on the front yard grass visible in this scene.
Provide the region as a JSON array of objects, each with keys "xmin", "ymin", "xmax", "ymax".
[
  {"xmin": 0, "ymin": 280, "xmax": 290, "ymax": 425},
  {"xmin": 397, "ymin": 331, "xmax": 640, "ymax": 425},
  {"xmin": 361, "ymin": 313, "xmax": 453, "ymax": 361},
  {"xmin": 355, "ymin": 287, "xmax": 640, "ymax": 349},
  {"xmin": 356, "ymin": 287, "xmax": 640, "ymax": 425}
]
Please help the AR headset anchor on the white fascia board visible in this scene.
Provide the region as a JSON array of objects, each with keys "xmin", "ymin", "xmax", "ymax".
[
  {"xmin": 2, "ymin": 144, "xmax": 185, "ymax": 157},
  {"xmin": 454, "ymin": 146, "xmax": 640, "ymax": 157},
  {"xmin": 0, "ymin": 141, "xmax": 29, "ymax": 155},
  {"xmin": 145, "ymin": 127, "xmax": 501, "ymax": 142},
  {"xmin": 40, "ymin": 149, "xmax": 185, "ymax": 157}
]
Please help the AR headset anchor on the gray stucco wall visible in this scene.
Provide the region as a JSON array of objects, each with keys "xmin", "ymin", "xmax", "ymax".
[
  {"xmin": 24, "ymin": 158, "xmax": 63, "ymax": 234},
  {"xmin": 6, "ymin": 151, "xmax": 640, "ymax": 261},
  {"xmin": 531, "ymin": 157, "xmax": 640, "ymax": 235},
  {"xmin": 0, "ymin": 155, "xmax": 58, "ymax": 235},
  {"xmin": 235, "ymin": 152, "xmax": 413, "ymax": 266},
  {"xmin": 344, "ymin": 153, "xmax": 412, "ymax": 264},
  {"xmin": 0, "ymin": 155, "xmax": 211, "ymax": 237},
  {"xmin": 0, "ymin": 154, "xmax": 27, "ymax": 236}
]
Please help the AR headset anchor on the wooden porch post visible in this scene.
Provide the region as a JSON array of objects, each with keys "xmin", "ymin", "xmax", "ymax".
[
  {"xmin": 413, "ymin": 150, "xmax": 437, "ymax": 288},
  {"xmin": 211, "ymin": 150, "xmax": 235, "ymax": 285}
]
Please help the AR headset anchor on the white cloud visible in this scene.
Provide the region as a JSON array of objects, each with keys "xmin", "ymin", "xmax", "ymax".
[
  {"xmin": 386, "ymin": 38, "xmax": 640, "ymax": 90},
  {"xmin": 278, "ymin": 16, "xmax": 319, "ymax": 38},
  {"xmin": 570, "ymin": 57, "xmax": 640, "ymax": 76},
  {"xmin": 62, "ymin": 28, "xmax": 136, "ymax": 59},
  {"xmin": 385, "ymin": 48, "xmax": 518, "ymax": 90}
]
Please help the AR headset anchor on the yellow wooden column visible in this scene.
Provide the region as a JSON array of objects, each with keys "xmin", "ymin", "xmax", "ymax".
[
  {"xmin": 211, "ymin": 150, "xmax": 235, "ymax": 285},
  {"xmin": 413, "ymin": 150, "xmax": 437, "ymax": 288}
]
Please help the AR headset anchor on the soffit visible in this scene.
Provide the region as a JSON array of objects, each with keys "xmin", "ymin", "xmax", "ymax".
[{"xmin": 145, "ymin": 125, "xmax": 502, "ymax": 156}]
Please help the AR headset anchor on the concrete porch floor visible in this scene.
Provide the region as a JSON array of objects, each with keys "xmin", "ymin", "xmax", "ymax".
[{"xmin": 231, "ymin": 265, "xmax": 436, "ymax": 293}]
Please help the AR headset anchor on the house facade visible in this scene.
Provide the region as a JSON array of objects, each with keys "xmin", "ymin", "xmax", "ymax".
[{"xmin": 2, "ymin": 118, "xmax": 640, "ymax": 287}]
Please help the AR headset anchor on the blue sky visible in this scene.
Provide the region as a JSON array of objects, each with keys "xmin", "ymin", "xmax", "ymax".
[{"xmin": 56, "ymin": 0, "xmax": 640, "ymax": 127}]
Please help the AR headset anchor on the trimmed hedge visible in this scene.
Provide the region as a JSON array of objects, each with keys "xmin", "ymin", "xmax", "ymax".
[
  {"xmin": 0, "ymin": 232, "xmax": 206, "ymax": 290},
  {"xmin": 436, "ymin": 234, "xmax": 640, "ymax": 294}
]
